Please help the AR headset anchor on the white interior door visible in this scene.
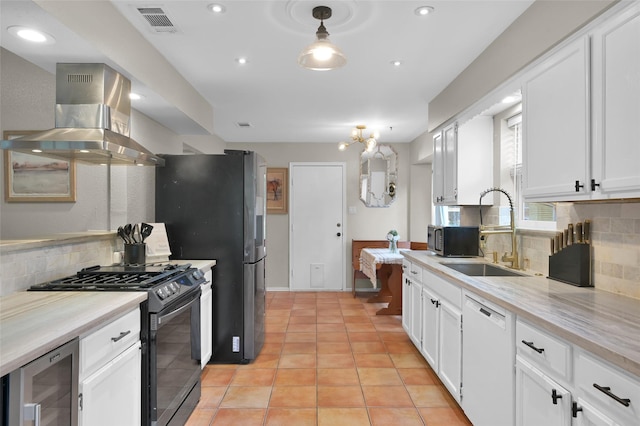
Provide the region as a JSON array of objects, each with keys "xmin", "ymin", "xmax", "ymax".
[{"xmin": 290, "ymin": 163, "xmax": 346, "ymax": 291}]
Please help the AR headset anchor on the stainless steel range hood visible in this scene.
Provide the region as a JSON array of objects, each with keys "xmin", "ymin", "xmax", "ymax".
[{"xmin": 1, "ymin": 63, "xmax": 164, "ymax": 166}]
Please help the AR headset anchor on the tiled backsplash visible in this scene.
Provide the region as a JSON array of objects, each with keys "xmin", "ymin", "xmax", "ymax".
[
  {"xmin": 0, "ymin": 238, "xmax": 117, "ymax": 296},
  {"xmin": 478, "ymin": 201, "xmax": 640, "ymax": 300}
]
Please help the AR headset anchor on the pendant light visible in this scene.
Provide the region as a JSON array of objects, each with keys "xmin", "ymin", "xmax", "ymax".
[{"xmin": 298, "ymin": 6, "xmax": 347, "ymax": 71}]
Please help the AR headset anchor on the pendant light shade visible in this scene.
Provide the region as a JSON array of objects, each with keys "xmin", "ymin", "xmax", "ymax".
[{"xmin": 298, "ymin": 6, "xmax": 346, "ymax": 71}]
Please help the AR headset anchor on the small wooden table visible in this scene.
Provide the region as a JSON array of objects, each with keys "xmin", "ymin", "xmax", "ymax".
[{"xmin": 359, "ymin": 248, "xmax": 405, "ymax": 315}]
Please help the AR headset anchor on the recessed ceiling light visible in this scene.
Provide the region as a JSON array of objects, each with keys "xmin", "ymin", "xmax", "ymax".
[
  {"xmin": 8, "ymin": 26, "xmax": 56, "ymax": 44},
  {"xmin": 236, "ymin": 57, "xmax": 248, "ymax": 65},
  {"xmin": 414, "ymin": 6, "xmax": 434, "ymax": 16},
  {"xmin": 391, "ymin": 60, "xmax": 402, "ymax": 67},
  {"xmin": 208, "ymin": 3, "xmax": 225, "ymax": 14}
]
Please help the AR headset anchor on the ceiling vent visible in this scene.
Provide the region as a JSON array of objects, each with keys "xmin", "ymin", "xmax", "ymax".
[{"xmin": 137, "ymin": 7, "xmax": 179, "ymax": 33}]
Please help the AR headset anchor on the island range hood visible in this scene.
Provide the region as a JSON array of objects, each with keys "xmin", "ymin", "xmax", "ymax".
[{"xmin": 1, "ymin": 63, "xmax": 164, "ymax": 166}]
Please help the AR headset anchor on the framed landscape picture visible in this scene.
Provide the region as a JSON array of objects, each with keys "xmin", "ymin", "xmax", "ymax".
[
  {"xmin": 3, "ymin": 131, "xmax": 76, "ymax": 202},
  {"xmin": 266, "ymin": 167, "xmax": 287, "ymax": 214}
]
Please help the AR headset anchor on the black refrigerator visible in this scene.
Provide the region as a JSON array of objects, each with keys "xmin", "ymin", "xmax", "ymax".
[{"xmin": 155, "ymin": 150, "xmax": 266, "ymax": 363}]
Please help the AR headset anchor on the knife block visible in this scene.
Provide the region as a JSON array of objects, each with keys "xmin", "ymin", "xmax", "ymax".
[{"xmin": 548, "ymin": 243, "xmax": 592, "ymax": 287}]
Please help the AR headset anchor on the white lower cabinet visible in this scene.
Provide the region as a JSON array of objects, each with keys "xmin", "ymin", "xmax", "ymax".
[
  {"xmin": 515, "ymin": 356, "xmax": 572, "ymax": 426},
  {"xmin": 574, "ymin": 350, "xmax": 640, "ymax": 426},
  {"xmin": 79, "ymin": 307, "xmax": 141, "ymax": 426},
  {"xmin": 79, "ymin": 342, "xmax": 141, "ymax": 426},
  {"xmin": 401, "ymin": 259, "xmax": 423, "ymax": 348},
  {"xmin": 200, "ymin": 268, "xmax": 213, "ymax": 368},
  {"xmin": 574, "ymin": 397, "xmax": 620, "ymax": 426},
  {"xmin": 420, "ymin": 269, "xmax": 462, "ymax": 402}
]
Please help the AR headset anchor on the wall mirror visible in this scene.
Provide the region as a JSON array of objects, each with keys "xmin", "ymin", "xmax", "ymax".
[{"xmin": 359, "ymin": 144, "xmax": 398, "ymax": 207}]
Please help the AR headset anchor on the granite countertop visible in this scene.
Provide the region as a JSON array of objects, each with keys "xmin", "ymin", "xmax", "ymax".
[
  {"xmin": 0, "ymin": 291, "xmax": 147, "ymax": 377},
  {"xmin": 403, "ymin": 250, "xmax": 640, "ymax": 378}
]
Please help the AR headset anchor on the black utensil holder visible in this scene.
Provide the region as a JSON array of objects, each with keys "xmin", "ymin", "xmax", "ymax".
[
  {"xmin": 548, "ymin": 243, "xmax": 592, "ymax": 287},
  {"xmin": 124, "ymin": 243, "xmax": 146, "ymax": 265}
]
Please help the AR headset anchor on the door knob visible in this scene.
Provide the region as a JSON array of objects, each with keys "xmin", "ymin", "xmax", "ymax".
[{"xmin": 337, "ymin": 232, "xmax": 341, "ymax": 237}]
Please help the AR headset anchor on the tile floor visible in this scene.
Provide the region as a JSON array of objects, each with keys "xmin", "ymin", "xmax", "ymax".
[{"xmin": 185, "ymin": 291, "xmax": 472, "ymax": 426}]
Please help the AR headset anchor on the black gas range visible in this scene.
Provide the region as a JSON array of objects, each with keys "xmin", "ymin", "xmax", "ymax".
[
  {"xmin": 30, "ymin": 263, "xmax": 205, "ymax": 313},
  {"xmin": 29, "ymin": 263, "xmax": 206, "ymax": 426}
]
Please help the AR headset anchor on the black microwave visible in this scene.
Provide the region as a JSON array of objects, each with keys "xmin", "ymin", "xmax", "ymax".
[{"xmin": 427, "ymin": 225, "xmax": 479, "ymax": 257}]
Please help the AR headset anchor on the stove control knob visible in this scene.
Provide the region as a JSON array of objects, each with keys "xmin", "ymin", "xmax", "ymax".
[
  {"xmin": 192, "ymin": 269, "xmax": 204, "ymax": 280},
  {"xmin": 156, "ymin": 288, "xmax": 166, "ymax": 300}
]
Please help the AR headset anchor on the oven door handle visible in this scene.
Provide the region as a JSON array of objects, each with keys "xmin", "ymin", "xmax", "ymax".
[{"xmin": 157, "ymin": 291, "xmax": 200, "ymax": 326}]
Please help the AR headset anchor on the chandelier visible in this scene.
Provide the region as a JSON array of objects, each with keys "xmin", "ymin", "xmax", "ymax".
[
  {"xmin": 338, "ymin": 125, "xmax": 379, "ymax": 152},
  {"xmin": 298, "ymin": 6, "xmax": 347, "ymax": 71}
]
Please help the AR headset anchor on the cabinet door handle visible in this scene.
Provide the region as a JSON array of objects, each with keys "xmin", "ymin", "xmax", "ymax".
[
  {"xmin": 521, "ymin": 340, "xmax": 544, "ymax": 353},
  {"xmin": 591, "ymin": 179, "xmax": 600, "ymax": 191},
  {"xmin": 572, "ymin": 402, "xmax": 583, "ymax": 418},
  {"xmin": 430, "ymin": 299, "xmax": 440, "ymax": 307},
  {"xmin": 593, "ymin": 383, "xmax": 631, "ymax": 407},
  {"xmin": 551, "ymin": 389, "xmax": 562, "ymax": 405},
  {"xmin": 111, "ymin": 330, "xmax": 131, "ymax": 342},
  {"xmin": 575, "ymin": 180, "xmax": 584, "ymax": 192}
]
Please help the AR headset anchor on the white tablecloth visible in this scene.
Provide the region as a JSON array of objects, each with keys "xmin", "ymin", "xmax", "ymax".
[{"xmin": 359, "ymin": 248, "xmax": 406, "ymax": 287}]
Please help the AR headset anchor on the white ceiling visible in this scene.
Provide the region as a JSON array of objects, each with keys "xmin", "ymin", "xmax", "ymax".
[{"xmin": 1, "ymin": 0, "xmax": 533, "ymax": 144}]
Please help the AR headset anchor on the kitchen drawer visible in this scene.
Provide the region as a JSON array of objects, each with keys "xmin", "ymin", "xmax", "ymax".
[
  {"xmin": 516, "ymin": 319, "xmax": 571, "ymax": 382},
  {"xmin": 424, "ymin": 269, "xmax": 461, "ymax": 308},
  {"xmin": 80, "ymin": 307, "xmax": 140, "ymax": 378},
  {"xmin": 409, "ymin": 263, "xmax": 423, "ymax": 283},
  {"xmin": 402, "ymin": 259, "xmax": 411, "ymax": 276},
  {"xmin": 575, "ymin": 350, "xmax": 640, "ymax": 424}
]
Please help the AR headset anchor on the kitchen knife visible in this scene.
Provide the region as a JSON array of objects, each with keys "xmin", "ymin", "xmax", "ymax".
[
  {"xmin": 575, "ymin": 222, "xmax": 583, "ymax": 243},
  {"xmin": 567, "ymin": 224, "xmax": 574, "ymax": 245},
  {"xmin": 559, "ymin": 231, "xmax": 564, "ymax": 250},
  {"xmin": 583, "ymin": 219, "xmax": 591, "ymax": 244},
  {"xmin": 555, "ymin": 233, "xmax": 561, "ymax": 253},
  {"xmin": 550, "ymin": 237, "xmax": 555, "ymax": 255},
  {"xmin": 563, "ymin": 229, "xmax": 569, "ymax": 247}
]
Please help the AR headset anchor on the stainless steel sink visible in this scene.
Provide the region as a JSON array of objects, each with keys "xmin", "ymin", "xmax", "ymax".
[{"xmin": 442, "ymin": 262, "xmax": 526, "ymax": 277}]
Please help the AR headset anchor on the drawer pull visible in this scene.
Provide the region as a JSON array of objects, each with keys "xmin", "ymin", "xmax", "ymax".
[
  {"xmin": 430, "ymin": 299, "xmax": 440, "ymax": 307},
  {"xmin": 551, "ymin": 389, "xmax": 562, "ymax": 405},
  {"xmin": 593, "ymin": 383, "xmax": 631, "ymax": 407},
  {"xmin": 111, "ymin": 330, "xmax": 131, "ymax": 342},
  {"xmin": 521, "ymin": 340, "xmax": 544, "ymax": 353}
]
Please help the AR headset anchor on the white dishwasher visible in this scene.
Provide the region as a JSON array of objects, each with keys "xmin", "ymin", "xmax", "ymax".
[
  {"xmin": 462, "ymin": 293, "xmax": 515, "ymax": 426},
  {"xmin": 200, "ymin": 268, "xmax": 213, "ymax": 368}
]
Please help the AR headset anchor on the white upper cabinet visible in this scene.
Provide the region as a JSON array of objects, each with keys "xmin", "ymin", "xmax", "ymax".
[
  {"xmin": 522, "ymin": 36, "xmax": 591, "ymax": 201},
  {"xmin": 591, "ymin": 3, "xmax": 640, "ymax": 198},
  {"xmin": 433, "ymin": 116, "xmax": 493, "ymax": 205},
  {"xmin": 523, "ymin": 1, "xmax": 640, "ymax": 202}
]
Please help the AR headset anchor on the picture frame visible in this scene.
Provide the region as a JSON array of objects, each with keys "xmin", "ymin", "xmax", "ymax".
[
  {"xmin": 3, "ymin": 130, "xmax": 76, "ymax": 202},
  {"xmin": 266, "ymin": 167, "xmax": 288, "ymax": 214}
]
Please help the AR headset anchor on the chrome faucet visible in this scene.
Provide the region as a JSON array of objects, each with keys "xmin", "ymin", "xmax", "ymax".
[{"xmin": 478, "ymin": 188, "xmax": 520, "ymax": 270}]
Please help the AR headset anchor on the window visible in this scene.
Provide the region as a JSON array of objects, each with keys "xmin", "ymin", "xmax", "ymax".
[{"xmin": 507, "ymin": 113, "xmax": 556, "ymax": 230}]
